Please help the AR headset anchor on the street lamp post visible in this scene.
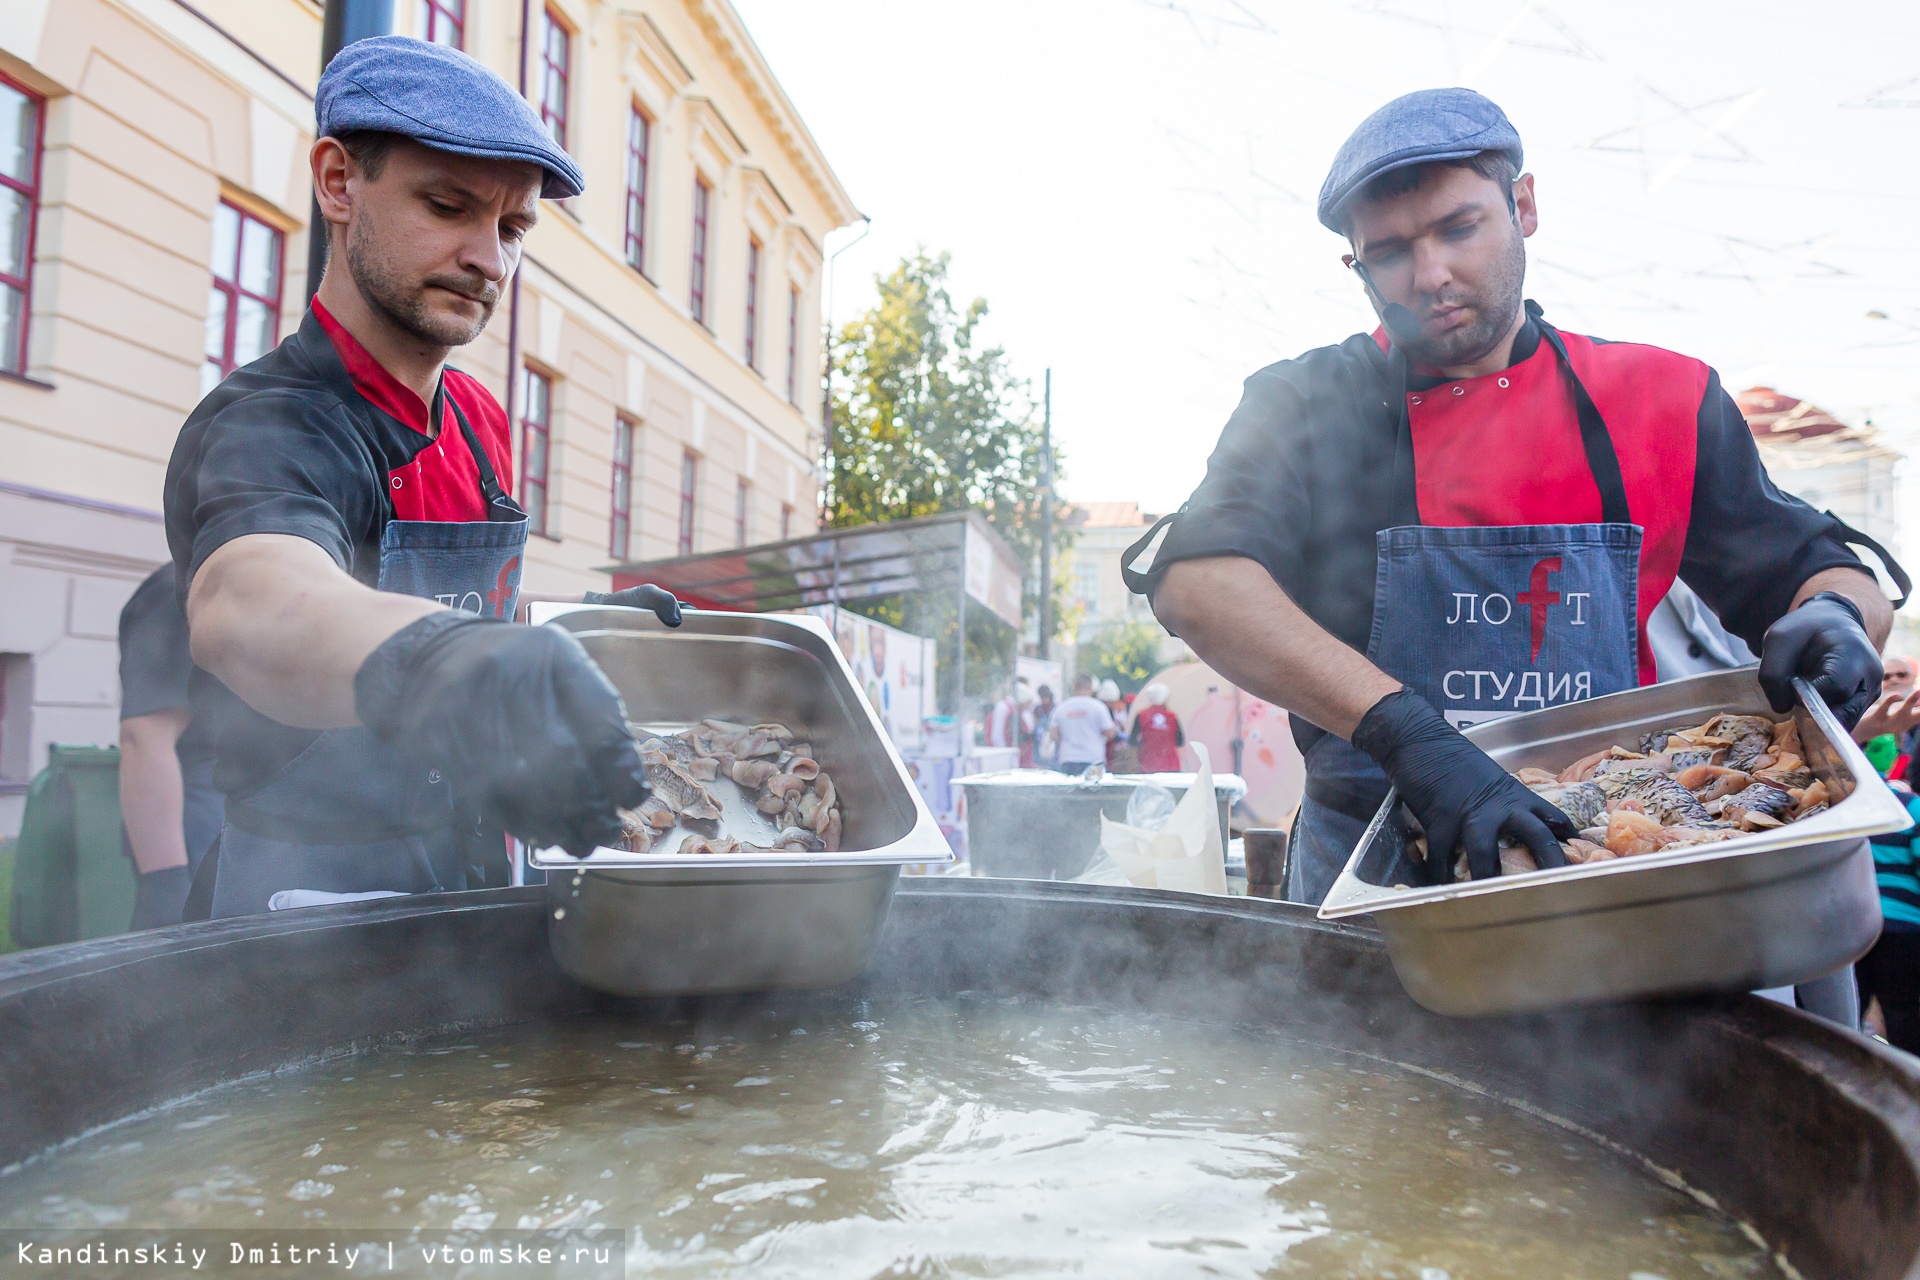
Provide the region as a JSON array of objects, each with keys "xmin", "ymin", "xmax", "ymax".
[
  {"xmin": 818, "ymin": 216, "xmax": 871, "ymax": 529},
  {"xmin": 306, "ymin": 0, "xmax": 394, "ymax": 304}
]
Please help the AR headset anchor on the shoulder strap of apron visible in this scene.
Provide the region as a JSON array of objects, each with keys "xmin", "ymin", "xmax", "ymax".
[
  {"xmin": 1821, "ymin": 510, "xmax": 1912, "ymax": 609},
  {"xmin": 1528, "ymin": 302, "xmax": 1633, "ymax": 527},
  {"xmin": 1120, "ymin": 510, "xmax": 1181, "ymax": 596},
  {"xmin": 440, "ymin": 391, "xmax": 523, "ymax": 523}
]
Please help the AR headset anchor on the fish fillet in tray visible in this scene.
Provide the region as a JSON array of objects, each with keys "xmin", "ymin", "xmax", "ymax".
[
  {"xmin": 1318, "ymin": 670, "xmax": 1912, "ymax": 1017},
  {"xmin": 525, "ymin": 604, "xmax": 951, "ymax": 997}
]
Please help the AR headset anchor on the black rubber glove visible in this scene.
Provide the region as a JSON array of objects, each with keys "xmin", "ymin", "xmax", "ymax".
[
  {"xmin": 356, "ymin": 613, "xmax": 646, "ymax": 857},
  {"xmin": 582, "ymin": 584, "xmax": 685, "ymax": 627},
  {"xmin": 1352, "ymin": 689, "xmax": 1572, "ymax": 884},
  {"xmin": 1759, "ymin": 591, "xmax": 1881, "ymax": 730},
  {"xmin": 129, "ymin": 865, "xmax": 192, "ymax": 930}
]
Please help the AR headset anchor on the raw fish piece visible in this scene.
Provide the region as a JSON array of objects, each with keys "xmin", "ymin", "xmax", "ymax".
[
  {"xmin": 765, "ymin": 773, "xmax": 807, "ymax": 799},
  {"xmin": 1673, "ymin": 765, "xmax": 1757, "ymax": 803},
  {"xmin": 1604, "ymin": 809, "xmax": 1667, "ymax": 856},
  {"xmin": 1702, "ymin": 715, "xmax": 1774, "ymax": 772},
  {"xmin": 1564, "ymin": 838, "xmax": 1615, "ymax": 864},
  {"xmin": 751, "ymin": 724, "xmax": 795, "ymax": 742},
  {"xmin": 1593, "ymin": 766, "xmax": 1715, "ymax": 826},
  {"xmin": 747, "ymin": 826, "xmax": 826, "ymax": 854},
  {"xmin": 1516, "ymin": 767, "xmax": 1560, "ymax": 788},
  {"xmin": 729, "ymin": 759, "xmax": 779, "ymax": 788},
  {"xmin": 1666, "ymin": 747, "xmax": 1726, "ymax": 770},
  {"xmin": 1719, "ymin": 783, "xmax": 1794, "ymax": 828},
  {"xmin": 640, "ymin": 746, "xmax": 723, "ymax": 822},
  {"xmin": 821, "ymin": 809, "xmax": 842, "ymax": 852},
  {"xmin": 1656, "ymin": 827, "xmax": 1737, "ymax": 850},
  {"xmin": 756, "ymin": 793, "xmax": 789, "ymax": 815},
  {"xmin": 737, "ymin": 731, "xmax": 783, "ymax": 759},
  {"xmin": 614, "ymin": 809, "xmax": 656, "ymax": 853},
  {"xmin": 1754, "ymin": 753, "xmax": 1813, "ymax": 791},
  {"xmin": 678, "ymin": 834, "xmax": 742, "ymax": 856},
  {"xmin": 1534, "ymin": 782, "xmax": 1607, "ymax": 830},
  {"xmin": 786, "ymin": 757, "xmax": 822, "ymax": 781},
  {"xmin": 1558, "ymin": 748, "xmax": 1616, "ymax": 784},
  {"xmin": 1498, "ymin": 846, "xmax": 1540, "ymax": 876},
  {"xmin": 1795, "ymin": 780, "xmax": 1830, "ymax": 817},
  {"xmin": 1771, "ymin": 718, "xmax": 1802, "ymax": 755},
  {"xmin": 635, "ymin": 796, "xmax": 679, "ymax": 831},
  {"xmin": 687, "ymin": 757, "xmax": 719, "ymax": 782}
]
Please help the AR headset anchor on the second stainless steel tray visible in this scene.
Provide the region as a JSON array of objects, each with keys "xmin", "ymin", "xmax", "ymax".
[{"xmin": 1318, "ymin": 670, "xmax": 1911, "ymax": 1017}]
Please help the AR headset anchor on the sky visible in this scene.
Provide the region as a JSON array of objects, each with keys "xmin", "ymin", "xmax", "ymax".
[{"xmin": 734, "ymin": 0, "xmax": 1920, "ymax": 564}]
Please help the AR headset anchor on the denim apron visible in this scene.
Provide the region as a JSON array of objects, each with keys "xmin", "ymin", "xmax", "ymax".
[
  {"xmin": 208, "ymin": 397, "xmax": 528, "ymax": 918},
  {"xmin": 1286, "ymin": 320, "xmax": 1642, "ymax": 904}
]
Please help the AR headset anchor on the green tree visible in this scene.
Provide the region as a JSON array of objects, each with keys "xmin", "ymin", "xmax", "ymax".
[
  {"xmin": 1079, "ymin": 620, "xmax": 1166, "ymax": 696},
  {"xmin": 828, "ymin": 251, "xmax": 1064, "ymax": 631}
]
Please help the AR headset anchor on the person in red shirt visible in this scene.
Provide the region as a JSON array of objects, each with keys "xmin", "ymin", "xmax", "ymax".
[
  {"xmin": 1136, "ymin": 88, "xmax": 1901, "ymax": 909},
  {"xmin": 1129, "ymin": 683, "xmax": 1186, "ymax": 773}
]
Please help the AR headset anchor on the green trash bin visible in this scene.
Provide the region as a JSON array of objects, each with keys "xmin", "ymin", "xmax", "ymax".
[{"xmin": 9, "ymin": 745, "xmax": 132, "ymax": 948}]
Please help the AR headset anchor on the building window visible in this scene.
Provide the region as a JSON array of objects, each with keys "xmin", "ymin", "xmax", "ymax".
[
  {"xmin": 0, "ymin": 653, "xmax": 30, "ymax": 783},
  {"xmin": 677, "ymin": 451, "xmax": 699, "ymax": 555},
  {"xmin": 734, "ymin": 479, "xmax": 750, "ymax": 547},
  {"xmin": 0, "ymin": 76, "xmax": 45, "ymax": 378},
  {"xmin": 689, "ymin": 177, "xmax": 711, "ymax": 327},
  {"xmin": 1074, "ymin": 559, "xmax": 1101, "ymax": 613},
  {"xmin": 521, "ymin": 367, "xmax": 553, "ymax": 538},
  {"xmin": 624, "ymin": 104, "xmax": 650, "ymax": 273},
  {"xmin": 202, "ymin": 200, "xmax": 284, "ymax": 394},
  {"xmin": 610, "ymin": 415, "xmax": 635, "ymax": 560},
  {"xmin": 418, "ymin": 0, "xmax": 464, "ymax": 47},
  {"xmin": 780, "ymin": 503, "xmax": 793, "ymax": 541},
  {"xmin": 538, "ymin": 8, "xmax": 571, "ymax": 150},
  {"xmin": 785, "ymin": 285, "xmax": 800, "ymax": 405},
  {"xmin": 744, "ymin": 237, "xmax": 761, "ymax": 370}
]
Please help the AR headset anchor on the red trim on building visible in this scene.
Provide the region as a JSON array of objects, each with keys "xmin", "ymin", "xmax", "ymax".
[
  {"xmin": 539, "ymin": 8, "xmax": 571, "ymax": 149},
  {"xmin": 690, "ymin": 177, "xmax": 711, "ymax": 327},
  {"xmin": 204, "ymin": 200, "xmax": 285, "ymax": 391},
  {"xmin": 611, "ymin": 414, "xmax": 635, "ymax": 559},
  {"xmin": 0, "ymin": 72, "xmax": 40, "ymax": 378},
  {"xmin": 521, "ymin": 366, "xmax": 553, "ymax": 537},
  {"xmin": 624, "ymin": 103, "xmax": 651, "ymax": 273},
  {"xmin": 419, "ymin": 0, "xmax": 465, "ymax": 47},
  {"xmin": 677, "ymin": 449, "xmax": 699, "ymax": 554},
  {"xmin": 744, "ymin": 236, "xmax": 761, "ymax": 369}
]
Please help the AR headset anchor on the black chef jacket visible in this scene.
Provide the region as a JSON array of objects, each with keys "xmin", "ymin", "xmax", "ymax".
[{"xmin": 1143, "ymin": 317, "xmax": 1873, "ymax": 756}]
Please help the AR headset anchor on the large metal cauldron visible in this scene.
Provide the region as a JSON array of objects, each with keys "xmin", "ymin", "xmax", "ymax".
[{"xmin": 3, "ymin": 881, "xmax": 1919, "ymax": 1278}]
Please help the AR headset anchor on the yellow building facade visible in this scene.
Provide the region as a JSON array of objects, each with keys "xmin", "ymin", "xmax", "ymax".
[{"xmin": 0, "ymin": 0, "xmax": 855, "ymax": 829}]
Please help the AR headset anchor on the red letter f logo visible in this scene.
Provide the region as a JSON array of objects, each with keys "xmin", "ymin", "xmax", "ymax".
[
  {"xmin": 1516, "ymin": 556, "xmax": 1562, "ymax": 663},
  {"xmin": 487, "ymin": 555, "xmax": 523, "ymax": 619}
]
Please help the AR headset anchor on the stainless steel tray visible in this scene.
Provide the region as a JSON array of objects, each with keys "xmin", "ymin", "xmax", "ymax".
[
  {"xmin": 525, "ymin": 604, "xmax": 953, "ymax": 870},
  {"xmin": 1318, "ymin": 670, "xmax": 1912, "ymax": 1017},
  {"xmin": 526, "ymin": 604, "xmax": 952, "ymax": 996}
]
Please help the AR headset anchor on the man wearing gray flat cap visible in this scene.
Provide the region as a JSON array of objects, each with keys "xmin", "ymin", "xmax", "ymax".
[
  {"xmin": 164, "ymin": 37, "xmax": 681, "ymax": 919},
  {"xmin": 1129, "ymin": 87, "xmax": 1906, "ymax": 904}
]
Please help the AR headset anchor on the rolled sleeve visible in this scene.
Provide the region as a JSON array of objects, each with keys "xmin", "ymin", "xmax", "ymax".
[
  {"xmin": 1678, "ymin": 373, "xmax": 1870, "ymax": 650},
  {"xmin": 167, "ymin": 390, "xmax": 377, "ymax": 593},
  {"xmin": 118, "ymin": 566, "xmax": 193, "ymax": 721}
]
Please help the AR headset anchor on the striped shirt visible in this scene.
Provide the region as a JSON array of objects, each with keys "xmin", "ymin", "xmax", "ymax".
[{"xmin": 1870, "ymin": 789, "xmax": 1920, "ymax": 930}]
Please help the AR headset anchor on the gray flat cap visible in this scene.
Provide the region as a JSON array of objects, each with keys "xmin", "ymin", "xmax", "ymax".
[
  {"xmin": 316, "ymin": 35, "xmax": 584, "ymax": 200},
  {"xmin": 1317, "ymin": 87, "xmax": 1521, "ymax": 232}
]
